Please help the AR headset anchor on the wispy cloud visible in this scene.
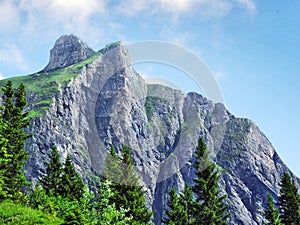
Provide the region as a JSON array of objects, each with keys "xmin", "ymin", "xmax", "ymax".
[
  {"xmin": 19, "ymin": 0, "xmax": 106, "ymax": 33},
  {"xmin": 0, "ymin": 44, "xmax": 28, "ymax": 71},
  {"xmin": 237, "ymin": 0, "xmax": 256, "ymax": 13},
  {"xmin": 0, "ymin": 0, "xmax": 20, "ymax": 30},
  {"xmin": 116, "ymin": 0, "xmax": 256, "ymax": 17}
]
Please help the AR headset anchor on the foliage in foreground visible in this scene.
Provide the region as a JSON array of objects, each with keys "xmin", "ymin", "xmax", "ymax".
[
  {"xmin": 0, "ymin": 81, "xmax": 30, "ymax": 200},
  {"xmin": 0, "ymin": 201, "xmax": 63, "ymax": 225}
]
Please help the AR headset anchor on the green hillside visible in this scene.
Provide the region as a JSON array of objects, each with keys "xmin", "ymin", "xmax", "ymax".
[
  {"xmin": 0, "ymin": 41, "xmax": 121, "ymax": 118},
  {"xmin": 0, "ymin": 201, "xmax": 62, "ymax": 225}
]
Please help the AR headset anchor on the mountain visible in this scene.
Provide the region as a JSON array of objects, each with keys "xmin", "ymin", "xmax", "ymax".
[{"xmin": 1, "ymin": 35, "xmax": 299, "ymax": 225}]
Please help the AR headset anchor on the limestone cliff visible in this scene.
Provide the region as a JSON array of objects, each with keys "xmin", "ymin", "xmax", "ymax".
[{"xmin": 2, "ymin": 35, "xmax": 299, "ymax": 225}]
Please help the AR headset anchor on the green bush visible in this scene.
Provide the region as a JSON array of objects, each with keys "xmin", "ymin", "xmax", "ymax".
[{"xmin": 0, "ymin": 201, "xmax": 62, "ymax": 225}]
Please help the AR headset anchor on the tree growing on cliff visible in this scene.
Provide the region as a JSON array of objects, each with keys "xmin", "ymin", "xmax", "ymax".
[
  {"xmin": 277, "ymin": 172, "xmax": 300, "ymax": 225},
  {"xmin": 163, "ymin": 138, "xmax": 229, "ymax": 225},
  {"xmin": 103, "ymin": 145, "xmax": 153, "ymax": 224},
  {"xmin": 60, "ymin": 153, "xmax": 85, "ymax": 200},
  {"xmin": 41, "ymin": 146, "xmax": 63, "ymax": 196},
  {"xmin": 192, "ymin": 138, "xmax": 229, "ymax": 225},
  {"xmin": 163, "ymin": 184, "xmax": 196, "ymax": 225},
  {"xmin": 264, "ymin": 193, "xmax": 282, "ymax": 225}
]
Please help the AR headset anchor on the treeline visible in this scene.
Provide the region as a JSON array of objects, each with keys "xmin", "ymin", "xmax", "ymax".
[{"xmin": 0, "ymin": 80, "xmax": 299, "ymax": 225}]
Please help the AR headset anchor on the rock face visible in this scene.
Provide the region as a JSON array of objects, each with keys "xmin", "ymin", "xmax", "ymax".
[
  {"xmin": 21, "ymin": 36, "xmax": 299, "ymax": 225},
  {"xmin": 43, "ymin": 34, "xmax": 95, "ymax": 72}
]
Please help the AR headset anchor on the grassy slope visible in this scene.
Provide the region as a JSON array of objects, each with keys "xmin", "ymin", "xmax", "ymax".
[
  {"xmin": 0, "ymin": 41, "xmax": 121, "ymax": 118},
  {"xmin": 0, "ymin": 201, "xmax": 62, "ymax": 225}
]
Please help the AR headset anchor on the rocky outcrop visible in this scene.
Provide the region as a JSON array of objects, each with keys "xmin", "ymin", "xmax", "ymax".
[
  {"xmin": 20, "ymin": 36, "xmax": 300, "ymax": 225},
  {"xmin": 43, "ymin": 34, "xmax": 95, "ymax": 72}
]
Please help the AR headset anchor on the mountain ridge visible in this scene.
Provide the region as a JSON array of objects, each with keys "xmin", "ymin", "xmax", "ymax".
[{"xmin": 0, "ymin": 35, "xmax": 299, "ymax": 225}]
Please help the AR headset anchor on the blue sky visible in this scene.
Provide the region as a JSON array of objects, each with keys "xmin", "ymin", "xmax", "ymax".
[{"xmin": 1, "ymin": 0, "xmax": 300, "ymax": 175}]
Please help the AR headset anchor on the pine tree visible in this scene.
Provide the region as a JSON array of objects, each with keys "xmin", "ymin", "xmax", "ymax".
[
  {"xmin": 61, "ymin": 153, "xmax": 85, "ymax": 200},
  {"xmin": 106, "ymin": 145, "xmax": 153, "ymax": 224},
  {"xmin": 96, "ymin": 179, "xmax": 132, "ymax": 225},
  {"xmin": 179, "ymin": 183, "xmax": 196, "ymax": 224},
  {"xmin": 192, "ymin": 138, "xmax": 229, "ymax": 225},
  {"xmin": 264, "ymin": 193, "xmax": 282, "ymax": 225},
  {"xmin": 163, "ymin": 188, "xmax": 186, "ymax": 225},
  {"xmin": 103, "ymin": 145, "xmax": 123, "ymax": 184},
  {"xmin": 278, "ymin": 172, "xmax": 300, "ymax": 225},
  {"xmin": 0, "ymin": 81, "xmax": 30, "ymax": 199},
  {"xmin": 41, "ymin": 146, "xmax": 63, "ymax": 196},
  {"xmin": 163, "ymin": 184, "xmax": 196, "ymax": 225}
]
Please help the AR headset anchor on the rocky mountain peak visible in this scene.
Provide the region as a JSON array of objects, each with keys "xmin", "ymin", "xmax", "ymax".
[
  {"xmin": 17, "ymin": 35, "xmax": 300, "ymax": 225},
  {"xmin": 43, "ymin": 34, "xmax": 95, "ymax": 72}
]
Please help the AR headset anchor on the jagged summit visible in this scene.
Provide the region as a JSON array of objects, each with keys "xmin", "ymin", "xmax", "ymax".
[{"xmin": 43, "ymin": 34, "xmax": 95, "ymax": 72}]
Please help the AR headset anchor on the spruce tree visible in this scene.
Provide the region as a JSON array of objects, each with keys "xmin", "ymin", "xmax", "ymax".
[
  {"xmin": 278, "ymin": 172, "xmax": 300, "ymax": 225},
  {"xmin": 96, "ymin": 179, "xmax": 132, "ymax": 225},
  {"xmin": 192, "ymin": 138, "xmax": 229, "ymax": 225},
  {"xmin": 41, "ymin": 146, "xmax": 63, "ymax": 196},
  {"xmin": 0, "ymin": 81, "xmax": 30, "ymax": 199},
  {"xmin": 179, "ymin": 183, "xmax": 196, "ymax": 224},
  {"xmin": 264, "ymin": 193, "xmax": 282, "ymax": 225},
  {"xmin": 106, "ymin": 145, "xmax": 153, "ymax": 224},
  {"xmin": 61, "ymin": 153, "xmax": 85, "ymax": 200},
  {"xmin": 163, "ymin": 184, "xmax": 196, "ymax": 225},
  {"xmin": 103, "ymin": 145, "xmax": 123, "ymax": 184},
  {"xmin": 163, "ymin": 188, "xmax": 186, "ymax": 225}
]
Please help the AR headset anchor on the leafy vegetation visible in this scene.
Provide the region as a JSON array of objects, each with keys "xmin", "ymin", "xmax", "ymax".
[{"xmin": 0, "ymin": 201, "xmax": 63, "ymax": 225}]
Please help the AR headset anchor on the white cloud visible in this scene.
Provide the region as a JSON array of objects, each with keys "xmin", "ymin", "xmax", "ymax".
[
  {"xmin": 0, "ymin": 0, "xmax": 20, "ymax": 30},
  {"xmin": 117, "ymin": 0, "xmax": 255, "ymax": 17},
  {"xmin": 0, "ymin": 44, "xmax": 28, "ymax": 71},
  {"xmin": 18, "ymin": 0, "xmax": 106, "ymax": 34},
  {"xmin": 237, "ymin": 0, "xmax": 256, "ymax": 13},
  {"xmin": 0, "ymin": 73, "xmax": 5, "ymax": 80}
]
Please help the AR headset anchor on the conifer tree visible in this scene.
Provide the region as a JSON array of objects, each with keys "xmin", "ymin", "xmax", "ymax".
[
  {"xmin": 103, "ymin": 145, "xmax": 123, "ymax": 184},
  {"xmin": 105, "ymin": 145, "xmax": 153, "ymax": 224},
  {"xmin": 264, "ymin": 193, "xmax": 282, "ymax": 225},
  {"xmin": 278, "ymin": 172, "xmax": 300, "ymax": 225},
  {"xmin": 192, "ymin": 138, "xmax": 229, "ymax": 225},
  {"xmin": 0, "ymin": 81, "xmax": 30, "ymax": 199},
  {"xmin": 96, "ymin": 179, "xmax": 132, "ymax": 225},
  {"xmin": 61, "ymin": 153, "xmax": 85, "ymax": 200},
  {"xmin": 179, "ymin": 183, "xmax": 196, "ymax": 224},
  {"xmin": 163, "ymin": 184, "xmax": 196, "ymax": 225},
  {"xmin": 41, "ymin": 146, "xmax": 63, "ymax": 196},
  {"xmin": 163, "ymin": 188, "xmax": 185, "ymax": 225}
]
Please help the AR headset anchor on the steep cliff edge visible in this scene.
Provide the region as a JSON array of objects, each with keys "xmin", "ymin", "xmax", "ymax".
[{"xmin": 1, "ymin": 35, "xmax": 299, "ymax": 225}]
